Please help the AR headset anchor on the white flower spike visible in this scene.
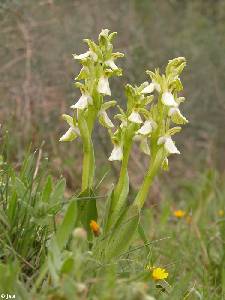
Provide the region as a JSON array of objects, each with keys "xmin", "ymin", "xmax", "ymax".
[
  {"xmin": 109, "ymin": 145, "xmax": 123, "ymax": 161},
  {"xmin": 97, "ymin": 76, "xmax": 111, "ymax": 96},
  {"xmin": 162, "ymin": 91, "xmax": 178, "ymax": 107},
  {"xmin": 128, "ymin": 111, "xmax": 143, "ymax": 124},
  {"xmin": 141, "ymin": 82, "xmax": 155, "ymax": 94},
  {"xmin": 158, "ymin": 136, "xmax": 180, "ymax": 154},
  {"xmin": 71, "ymin": 94, "xmax": 92, "ymax": 110},
  {"xmin": 168, "ymin": 107, "xmax": 188, "ymax": 125}
]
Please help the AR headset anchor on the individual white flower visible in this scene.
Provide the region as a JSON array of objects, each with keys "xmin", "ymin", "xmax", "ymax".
[
  {"xmin": 97, "ymin": 76, "xmax": 111, "ymax": 96},
  {"xmin": 161, "ymin": 91, "xmax": 178, "ymax": 107},
  {"xmin": 105, "ymin": 59, "xmax": 118, "ymax": 70},
  {"xmin": 108, "ymin": 145, "xmax": 123, "ymax": 161},
  {"xmin": 73, "ymin": 51, "xmax": 91, "ymax": 60},
  {"xmin": 141, "ymin": 82, "xmax": 155, "ymax": 94},
  {"xmin": 157, "ymin": 136, "xmax": 180, "ymax": 154},
  {"xmin": 59, "ymin": 128, "xmax": 77, "ymax": 142},
  {"xmin": 137, "ymin": 120, "xmax": 157, "ymax": 135},
  {"xmin": 168, "ymin": 107, "xmax": 188, "ymax": 124},
  {"xmin": 59, "ymin": 114, "xmax": 80, "ymax": 142},
  {"xmin": 73, "ymin": 50, "xmax": 97, "ymax": 61},
  {"xmin": 128, "ymin": 111, "xmax": 143, "ymax": 124},
  {"xmin": 152, "ymin": 80, "xmax": 161, "ymax": 92},
  {"xmin": 71, "ymin": 93, "xmax": 92, "ymax": 110},
  {"xmin": 98, "ymin": 110, "xmax": 114, "ymax": 128},
  {"xmin": 133, "ymin": 135, "xmax": 150, "ymax": 155}
]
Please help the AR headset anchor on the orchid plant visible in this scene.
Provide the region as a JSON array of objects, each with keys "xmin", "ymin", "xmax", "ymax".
[{"xmin": 60, "ymin": 29, "xmax": 188, "ymax": 262}]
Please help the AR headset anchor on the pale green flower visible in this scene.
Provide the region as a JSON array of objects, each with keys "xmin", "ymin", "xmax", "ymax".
[
  {"xmin": 137, "ymin": 120, "xmax": 157, "ymax": 136},
  {"xmin": 141, "ymin": 82, "xmax": 155, "ymax": 94},
  {"xmin": 73, "ymin": 50, "xmax": 97, "ymax": 62},
  {"xmin": 109, "ymin": 144, "xmax": 123, "ymax": 161},
  {"xmin": 97, "ymin": 76, "xmax": 111, "ymax": 96},
  {"xmin": 98, "ymin": 101, "xmax": 116, "ymax": 128},
  {"xmin": 99, "ymin": 110, "xmax": 114, "ymax": 128},
  {"xmin": 133, "ymin": 135, "xmax": 150, "ymax": 155},
  {"xmin": 168, "ymin": 107, "xmax": 188, "ymax": 124},
  {"xmin": 71, "ymin": 93, "xmax": 92, "ymax": 110},
  {"xmin": 105, "ymin": 59, "xmax": 118, "ymax": 70},
  {"xmin": 152, "ymin": 80, "xmax": 161, "ymax": 92},
  {"xmin": 161, "ymin": 91, "xmax": 178, "ymax": 107},
  {"xmin": 128, "ymin": 111, "xmax": 143, "ymax": 124},
  {"xmin": 59, "ymin": 114, "xmax": 80, "ymax": 142},
  {"xmin": 73, "ymin": 51, "xmax": 90, "ymax": 60},
  {"xmin": 157, "ymin": 136, "xmax": 180, "ymax": 154}
]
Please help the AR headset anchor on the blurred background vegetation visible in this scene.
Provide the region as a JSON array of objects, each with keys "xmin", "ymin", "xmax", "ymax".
[{"xmin": 0, "ymin": 0, "xmax": 225, "ymax": 199}]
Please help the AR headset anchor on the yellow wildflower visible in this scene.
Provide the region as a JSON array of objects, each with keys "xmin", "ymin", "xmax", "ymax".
[
  {"xmin": 173, "ymin": 209, "xmax": 186, "ymax": 218},
  {"xmin": 218, "ymin": 210, "xmax": 224, "ymax": 217},
  {"xmin": 152, "ymin": 267, "xmax": 169, "ymax": 281},
  {"xmin": 90, "ymin": 220, "xmax": 100, "ymax": 236}
]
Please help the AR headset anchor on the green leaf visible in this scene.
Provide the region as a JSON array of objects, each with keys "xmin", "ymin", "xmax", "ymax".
[
  {"xmin": 55, "ymin": 200, "xmax": 77, "ymax": 251},
  {"xmin": 76, "ymin": 189, "xmax": 98, "ymax": 239},
  {"xmin": 102, "ymin": 185, "xmax": 114, "ymax": 234},
  {"xmin": 42, "ymin": 175, "xmax": 52, "ymax": 202},
  {"xmin": 50, "ymin": 178, "xmax": 66, "ymax": 204},
  {"xmin": 104, "ymin": 205, "xmax": 140, "ymax": 261},
  {"xmin": 138, "ymin": 223, "xmax": 151, "ymax": 255},
  {"xmin": 60, "ymin": 256, "xmax": 74, "ymax": 275}
]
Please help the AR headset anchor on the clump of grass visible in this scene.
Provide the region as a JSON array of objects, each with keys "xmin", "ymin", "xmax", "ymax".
[{"xmin": 0, "ymin": 134, "xmax": 66, "ymax": 295}]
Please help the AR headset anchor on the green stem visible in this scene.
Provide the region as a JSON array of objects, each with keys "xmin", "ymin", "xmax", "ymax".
[
  {"xmin": 114, "ymin": 141, "xmax": 131, "ymax": 200},
  {"xmin": 133, "ymin": 148, "xmax": 165, "ymax": 210},
  {"xmin": 81, "ymin": 141, "xmax": 95, "ymax": 191},
  {"xmin": 106, "ymin": 133, "xmax": 133, "ymax": 231},
  {"xmin": 78, "ymin": 114, "xmax": 95, "ymax": 191}
]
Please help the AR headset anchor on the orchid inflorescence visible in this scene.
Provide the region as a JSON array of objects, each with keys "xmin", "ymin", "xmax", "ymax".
[
  {"xmin": 59, "ymin": 29, "xmax": 188, "ymax": 260},
  {"xmin": 60, "ymin": 29, "xmax": 123, "ymax": 143},
  {"xmin": 60, "ymin": 29, "xmax": 188, "ymax": 173}
]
